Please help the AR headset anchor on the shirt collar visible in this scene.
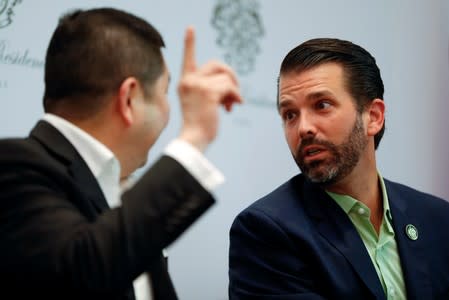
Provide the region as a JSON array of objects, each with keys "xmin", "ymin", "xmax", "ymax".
[
  {"xmin": 326, "ymin": 172, "xmax": 393, "ymax": 231},
  {"xmin": 378, "ymin": 171, "xmax": 394, "ymax": 233}
]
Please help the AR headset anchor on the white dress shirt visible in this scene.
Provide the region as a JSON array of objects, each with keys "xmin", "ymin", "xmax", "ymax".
[{"xmin": 42, "ymin": 113, "xmax": 224, "ymax": 300}]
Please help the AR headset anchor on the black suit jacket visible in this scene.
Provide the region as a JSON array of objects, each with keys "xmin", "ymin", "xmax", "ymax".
[
  {"xmin": 0, "ymin": 121, "xmax": 215, "ymax": 299},
  {"xmin": 229, "ymin": 174, "xmax": 449, "ymax": 299}
]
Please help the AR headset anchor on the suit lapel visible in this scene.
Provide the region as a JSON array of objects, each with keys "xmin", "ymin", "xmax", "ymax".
[
  {"xmin": 30, "ymin": 121, "xmax": 110, "ymax": 213},
  {"xmin": 385, "ymin": 180, "xmax": 432, "ymax": 300},
  {"xmin": 301, "ymin": 179, "xmax": 386, "ymax": 299}
]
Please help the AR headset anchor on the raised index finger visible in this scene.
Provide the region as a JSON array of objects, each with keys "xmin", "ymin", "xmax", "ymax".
[{"xmin": 181, "ymin": 26, "xmax": 196, "ymax": 75}]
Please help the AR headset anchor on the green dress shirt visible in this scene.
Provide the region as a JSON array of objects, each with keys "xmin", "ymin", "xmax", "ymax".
[{"xmin": 326, "ymin": 175, "xmax": 406, "ymax": 299}]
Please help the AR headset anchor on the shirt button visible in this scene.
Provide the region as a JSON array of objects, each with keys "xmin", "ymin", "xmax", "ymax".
[{"xmin": 357, "ymin": 207, "xmax": 365, "ymax": 215}]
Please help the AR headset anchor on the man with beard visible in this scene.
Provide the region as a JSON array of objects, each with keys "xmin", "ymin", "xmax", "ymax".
[{"xmin": 228, "ymin": 38, "xmax": 449, "ymax": 299}]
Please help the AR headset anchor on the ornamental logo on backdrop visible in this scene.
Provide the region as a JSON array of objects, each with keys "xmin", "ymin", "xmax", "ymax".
[
  {"xmin": 0, "ymin": 0, "xmax": 22, "ymax": 29},
  {"xmin": 212, "ymin": 0, "xmax": 264, "ymax": 76},
  {"xmin": 212, "ymin": 0, "xmax": 272, "ymax": 113}
]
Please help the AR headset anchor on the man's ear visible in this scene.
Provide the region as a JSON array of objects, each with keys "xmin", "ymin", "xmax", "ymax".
[
  {"xmin": 117, "ymin": 77, "xmax": 140, "ymax": 126},
  {"xmin": 366, "ymin": 98, "xmax": 385, "ymax": 137}
]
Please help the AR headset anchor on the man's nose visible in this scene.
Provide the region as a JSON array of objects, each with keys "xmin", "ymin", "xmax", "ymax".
[{"xmin": 298, "ymin": 113, "xmax": 316, "ymax": 139}]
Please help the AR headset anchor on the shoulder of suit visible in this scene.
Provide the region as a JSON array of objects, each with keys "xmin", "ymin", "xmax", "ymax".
[
  {"xmin": 384, "ymin": 177, "xmax": 449, "ymax": 211},
  {"xmin": 0, "ymin": 137, "xmax": 64, "ymax": 172},
  {"xmin": 237, "ymin": 174, "xmax": 306, "ymax": 216},
  {"xmin": 0, "ymin": 137, "xmax": 44, "ymax": 158}
]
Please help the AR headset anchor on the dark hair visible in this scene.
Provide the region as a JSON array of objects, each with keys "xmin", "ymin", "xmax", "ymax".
[
  {"xmin": 43, "ymin": 8, "xmax": 165, "ymax": 118},
  {"xmin": 278, "ymin": 38, "xmax": 385, "ymax": 149}
]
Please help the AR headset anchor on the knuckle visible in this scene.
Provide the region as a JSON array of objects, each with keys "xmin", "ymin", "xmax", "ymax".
[{"xmin": 177, "ymin": 77, "xmax": 194, "ymax": 93}]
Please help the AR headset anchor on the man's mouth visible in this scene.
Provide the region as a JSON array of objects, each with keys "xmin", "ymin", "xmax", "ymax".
[
  {"xmin": 307, "ymin": 149, "xmax": 322, "ymax": 156},
  {"xmin": 303, "ymin": 146, "xmax": 326, "ymax": 158}
]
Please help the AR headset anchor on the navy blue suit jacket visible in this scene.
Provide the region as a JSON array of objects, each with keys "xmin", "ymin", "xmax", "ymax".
[{"xmin": 229, "ymin": 174, "xmax": 449, "ymax": 299}]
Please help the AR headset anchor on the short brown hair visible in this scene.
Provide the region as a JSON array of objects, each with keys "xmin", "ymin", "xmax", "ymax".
[{"xmin": 43, "ymin": 8, "xmax": 165, "ymax": 118}]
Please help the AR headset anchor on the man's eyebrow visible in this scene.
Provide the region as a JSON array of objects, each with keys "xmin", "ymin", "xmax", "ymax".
[
  {"xmin": 278, "ymin": 90, "xmax": 334, "ymax": 110},
  {"xmin": 305, "ymin": 90, "xmax": 334, "ymax": 101},
  {"xmin": 278, "ymin": 99, "xmax": 294, "ymax": 110}
]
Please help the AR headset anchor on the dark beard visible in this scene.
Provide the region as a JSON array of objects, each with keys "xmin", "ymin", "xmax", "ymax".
[{"xmin": 293, "ymin": 115, "xmax": 368, "ymax": 186}]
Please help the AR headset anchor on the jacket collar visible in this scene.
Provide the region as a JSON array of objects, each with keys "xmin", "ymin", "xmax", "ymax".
[
  {"xmin": 384, "ymin": 179, "xmax": 432, "ymax": 300},
  {"xmin": 30, "ymin": 120, "xmax": 110, "ymax": 213},
  {"xmin": 300, "ymin": 177, "xmax": 386, "ymax": 299}
]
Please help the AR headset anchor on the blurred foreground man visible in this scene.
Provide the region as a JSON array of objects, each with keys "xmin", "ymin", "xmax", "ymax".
[{"xmin": 0, "ymin": 7, "xmax": 241, "ymax": 300}]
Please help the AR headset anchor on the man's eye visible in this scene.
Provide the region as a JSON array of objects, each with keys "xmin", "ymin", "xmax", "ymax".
[
  {"xmin": 282, "ymin": 111, "xmax": 297, "ymax": 121},
  {"xmin": 316, "ymin": 101, "xmax": 331, "ymax": 110}
]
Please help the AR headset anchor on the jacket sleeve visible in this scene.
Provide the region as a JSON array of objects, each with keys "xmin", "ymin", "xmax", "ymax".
[{"xmin": 0, "ymin": 148, "xmax": 214, "ymax": 292}]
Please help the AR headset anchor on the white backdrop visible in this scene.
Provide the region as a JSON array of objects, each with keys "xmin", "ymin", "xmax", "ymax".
[{"xmin": 1, "ymin": 1, "xmax": 448, "ymax": 299}]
